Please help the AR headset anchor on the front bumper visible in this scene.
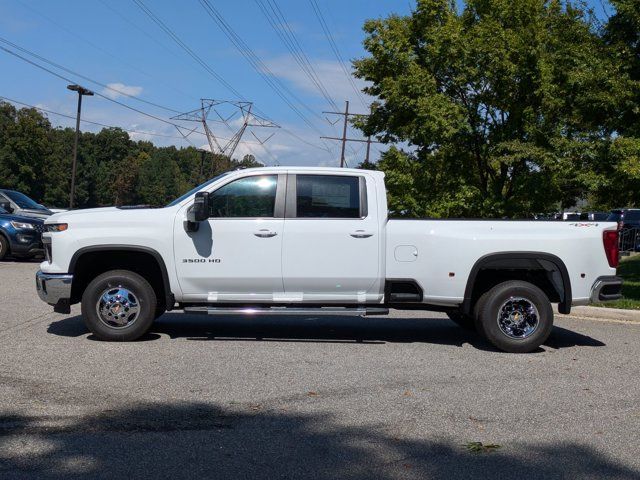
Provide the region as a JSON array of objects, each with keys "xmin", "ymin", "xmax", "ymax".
[
  {"xmin": 36, "ymin": 270, "xmax": 73, "ymax": 313},
  {"xmin": 11, "ymin": 233, "xmax": 43, "ymax": 257},
  {"xmin": 590, "ymin": 276, "xmax": 623, "ymax": 303}
]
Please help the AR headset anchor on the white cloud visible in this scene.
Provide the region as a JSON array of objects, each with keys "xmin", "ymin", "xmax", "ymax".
[
  {"xmin": 101, "ymin": 82, "xmax": 144, "ymax": 100},
  {"xmin": 263, "ymin": 56, "xmax": 375, "ymax": 109}
]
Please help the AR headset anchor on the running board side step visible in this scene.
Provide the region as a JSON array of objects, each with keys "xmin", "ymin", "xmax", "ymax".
[{"xmin": 183, "ymin": 306, "xmax": 389, "ymax": 316}]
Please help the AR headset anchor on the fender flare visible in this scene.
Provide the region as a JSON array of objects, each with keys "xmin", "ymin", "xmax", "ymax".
[
  {"xmin": 69, "ymin": 245, "xmax": 174, "ymax": 310},
  {"xmin": 462, "ymin": 252, "xmax": 572, "ymax": 315}
]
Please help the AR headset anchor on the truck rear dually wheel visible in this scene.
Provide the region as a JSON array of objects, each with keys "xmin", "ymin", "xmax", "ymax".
[
  {"xmin": 81, "ymin": 270, "xmax": 157, "ymax": 341},
  {"xmin": 474, "ymin": 280, "xmax": 553, "ymax": 353}
]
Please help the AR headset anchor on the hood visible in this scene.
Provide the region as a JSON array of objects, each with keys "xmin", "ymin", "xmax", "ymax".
[
  {"xmin": 14, "ymin": 209, "xmax": 51, "ymax": 220},
  {"xmin": 45, "ymin": 206, "xmax": 172, "ymax": 226},
  {"xmin": 46, "ymin": 206, "xmax": 121, "ymax": 222},
  {"xmin": 0, "ymin": 212, "xmax": 45, "ymax": 225}
]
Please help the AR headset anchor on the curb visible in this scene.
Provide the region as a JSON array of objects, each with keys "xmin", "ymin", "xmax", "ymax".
[{"xmin": 554, "ymin": 305, "xmax": 640, "ymax": 323}]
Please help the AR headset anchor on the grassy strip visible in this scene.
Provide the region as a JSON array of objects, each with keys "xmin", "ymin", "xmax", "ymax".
[{"xmin": 594, "ymin": 254, "xmax": 640, "ymax": 310}]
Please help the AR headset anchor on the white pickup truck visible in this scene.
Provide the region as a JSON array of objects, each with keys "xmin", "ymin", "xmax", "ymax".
[{"xmin": 36, "ymin": 167, "xmax": 622, "ymax": 352}]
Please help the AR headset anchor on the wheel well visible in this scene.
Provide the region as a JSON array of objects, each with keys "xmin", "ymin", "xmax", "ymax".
[
  {"xmin": 70, "ymin": 249, "xmax": 170, "ymax": 308},
  {"xmin": 462, "ymin": 253, "xmax": 571, "ymax": 315}
]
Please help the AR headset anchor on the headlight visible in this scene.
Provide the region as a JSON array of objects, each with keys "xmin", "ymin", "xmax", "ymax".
[
  {"xmin": 10, "ymin": 221, "xmax": 35, "ymax": 230},
  {"xmin": 46, "ymin": 223, "xmax": 68, "ymax": 232}
]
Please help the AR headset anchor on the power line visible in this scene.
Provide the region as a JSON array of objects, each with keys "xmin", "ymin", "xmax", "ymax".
[
  {"xmin": 308, "ymin": 0, "xmax": 368, "ymax": 110},
  {"xmin": 0, "ymin": 95, "xmax": 189, "ymax": 139},
  {"xmin": 97, "ymin": 0, "xmax": 192, "ymax": 65},
  {"xmin": 254, "ymin": 0, "xmax": 338, "ymax": 111},
  {"xmin": 0, "ymin": 42, "xmax": 207, "ymax": 135},
  {"xmin": 131, "ymin": 0, "xmax": 330, "ymax": 153},
  {"xmin": 0, "ymin": 95, "xmax": 269, "ymax": 151},
  {"xmin": 0, "ymin": 36, "xmax": 182, "ymax": 114},
  {"xmin": 198, "ymin": 0, "xmax": 336, "ymax": 154},
  {"xmin": 16, "ymin": 0, "xmax": 197, "ymax": 104},
  {"xmin": 132, "ymin": 0, "xmax": 244, "ymax": 99},
  {"xmin": 197, "ymin": 0, "xmax": 326, "ymax": 133}
]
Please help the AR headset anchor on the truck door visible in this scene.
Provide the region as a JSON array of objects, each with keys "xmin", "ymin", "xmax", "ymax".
[
  {"xmin": 281, "ymin": 173, "xmax": 382, "ymax": 303},
  {"xmin": 174, "ymin": 174, "xmax": 285, "ymax": 302}
]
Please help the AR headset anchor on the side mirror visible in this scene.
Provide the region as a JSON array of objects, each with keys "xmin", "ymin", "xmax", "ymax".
[
  {"xmin": 0, "ymin": 201, "xmax": 12, "ymax": 213},
  {"xmin": 185, "ymin": 192, "xmax": 210, "ymax": 232},
  {"xmin": 190, "ymin": 191, "xmax": 210, "ymax": 222}
]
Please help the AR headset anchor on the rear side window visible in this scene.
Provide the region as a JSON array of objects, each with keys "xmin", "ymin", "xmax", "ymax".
[
  {"xmin": 296, "ymin": 175, "xmax": 362, "ymax": 218},
  {"xmin": 209, "ymin": 175, "xmax": 277, "ymax": 218}
]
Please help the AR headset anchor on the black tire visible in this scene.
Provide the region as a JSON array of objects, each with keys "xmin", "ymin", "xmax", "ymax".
[
  {"xmin": 0, "ymin": 235, "xmax": 9, "ymax": 260},
  {"xmin": 446, "ymin": 311, "xmax": 475, "ymax": 331},
  {"xmin": 81, "ymin": 270, "xmax": 157, "ymax": 341},
  {"xmin": 474, "ymin": 280, "xmax": 553, "ymax": 353}
]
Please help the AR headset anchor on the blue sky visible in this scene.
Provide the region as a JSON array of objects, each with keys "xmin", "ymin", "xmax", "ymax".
[{"xmin": 0, "ymin": 0, "xmax": 611, "ymax": 167}]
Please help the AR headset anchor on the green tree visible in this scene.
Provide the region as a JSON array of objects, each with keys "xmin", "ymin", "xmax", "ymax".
[
  {"xmin": 354, "ymin": 0, "xmax": 634, "ymax": 217},
  {"xmin": 42, "ymin": 127, "xmax": 74, "ymax": 207},
  {"xmin": 0, "ymin": 103, "xmax": 52, "ymax": 201},
  {"xmin": 584, "ymin": 0, "xmax": 640, "ymax": 208}
]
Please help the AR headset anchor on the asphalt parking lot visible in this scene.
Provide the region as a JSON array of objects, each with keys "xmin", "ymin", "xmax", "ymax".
[{"xmin": 1, "ymin": 261, "xmax": 640, "ymax": 479}]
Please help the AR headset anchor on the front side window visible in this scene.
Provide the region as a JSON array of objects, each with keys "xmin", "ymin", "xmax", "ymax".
[
  {"xmin": 209, "ymin": 175, "xmax": 277, "ymax": 218},
  {"xmin": 166, "ymin": 173, "xmax": 229, "ymax": 207},
  {"xmin": 296, "ymin": 175, "xmax": 361, "ymax": 218}
]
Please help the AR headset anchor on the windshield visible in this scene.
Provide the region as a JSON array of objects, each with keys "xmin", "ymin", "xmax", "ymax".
[
  {"xmin": 0, "ymin": 206, "xmax": 7, "ymax": 214},
  {"xmin": 165, "ymin": 173, "xmax": 230, "ymax": 207},
  {"xmin": 2, "ymin": 190, "xmax": 50, "ymax": 212}
]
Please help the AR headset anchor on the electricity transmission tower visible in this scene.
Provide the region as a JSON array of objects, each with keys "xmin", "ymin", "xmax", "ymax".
[
  {"xmin": 321, "ymin": 101, "xmax": 380, "ymax": 167},
  {"xmin": 172, "ymin": 99, "xmax": 279, "ymax": 163}
]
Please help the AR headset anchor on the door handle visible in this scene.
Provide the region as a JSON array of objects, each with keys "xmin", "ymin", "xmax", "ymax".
[
  {"xmin": 254, "ymin": 229, "xmax": 278, "ymax": 238},
  {"xmin": 350, "ymin": 230, "xmax": 374, "ymax": 238}
]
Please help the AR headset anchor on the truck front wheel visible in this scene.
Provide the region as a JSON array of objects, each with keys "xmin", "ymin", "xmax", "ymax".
[
  {"xmin": 81, "ymin": 270, "xmax": 157, "ymax": 341},
  {"xmin": 474, "ymin": 281, "xmax": 553, "ymax": 353}
]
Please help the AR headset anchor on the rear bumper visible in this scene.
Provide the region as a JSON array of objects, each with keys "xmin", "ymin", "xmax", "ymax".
[
  {"xmin": 590, "ymin": 276, "xmax": 623, "ymax": 303},
  {"xmin": 36, "ymin": 270, "xmax": 73, "ymax": 313}
]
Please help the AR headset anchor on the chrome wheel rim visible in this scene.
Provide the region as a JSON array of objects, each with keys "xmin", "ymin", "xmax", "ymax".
[
  {"xmin": 96, "ymin": 286, "xmax": 140, "ymax": 329},
  {"xmin": 496, "ymin": 296, "xmax": 539, "ymax": 339}
]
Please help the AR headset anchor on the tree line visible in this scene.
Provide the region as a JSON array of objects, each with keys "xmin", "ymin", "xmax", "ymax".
[
  {"xmin": 353, "ymin": 0, "xmax": 640, "ymax": 217},
  {"xmin": 0, "ymin": 101, "xmax": 261, "ymax": 209}
]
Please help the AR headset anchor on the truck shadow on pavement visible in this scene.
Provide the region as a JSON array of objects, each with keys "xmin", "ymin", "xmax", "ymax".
[
  {"xmin": 0, "ymin": 400, "xmax": 636, "ymax": 479},
  {"xmin": 47, "ymin": 314, "xmax": 605, "ymax": 351}
]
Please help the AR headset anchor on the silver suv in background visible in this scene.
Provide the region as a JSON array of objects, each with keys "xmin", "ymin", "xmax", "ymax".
[{"xmin": 0, "ymin": 189, "xmax": 52, "ymax": 220}]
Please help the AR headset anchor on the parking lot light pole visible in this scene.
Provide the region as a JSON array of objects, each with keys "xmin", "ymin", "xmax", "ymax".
[{"xmin": 67, "ymin": 84, "xmax": 93, "ymax": 209}]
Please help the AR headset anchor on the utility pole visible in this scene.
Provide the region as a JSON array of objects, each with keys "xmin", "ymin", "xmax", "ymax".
[
  {"xmin": 66, "ymin": 84, "xmax": 93, "ymax": 209},
  {"xmin": 339, "ymin": 100, "xmax": 349, "ymax": 167},
  {"xmin": 321, "ymin": 101, "xmax": 380, "ymax": 167},
  {"xmin": 365, "ymin": 136, "xmax": 373, "ymax": 164}
]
